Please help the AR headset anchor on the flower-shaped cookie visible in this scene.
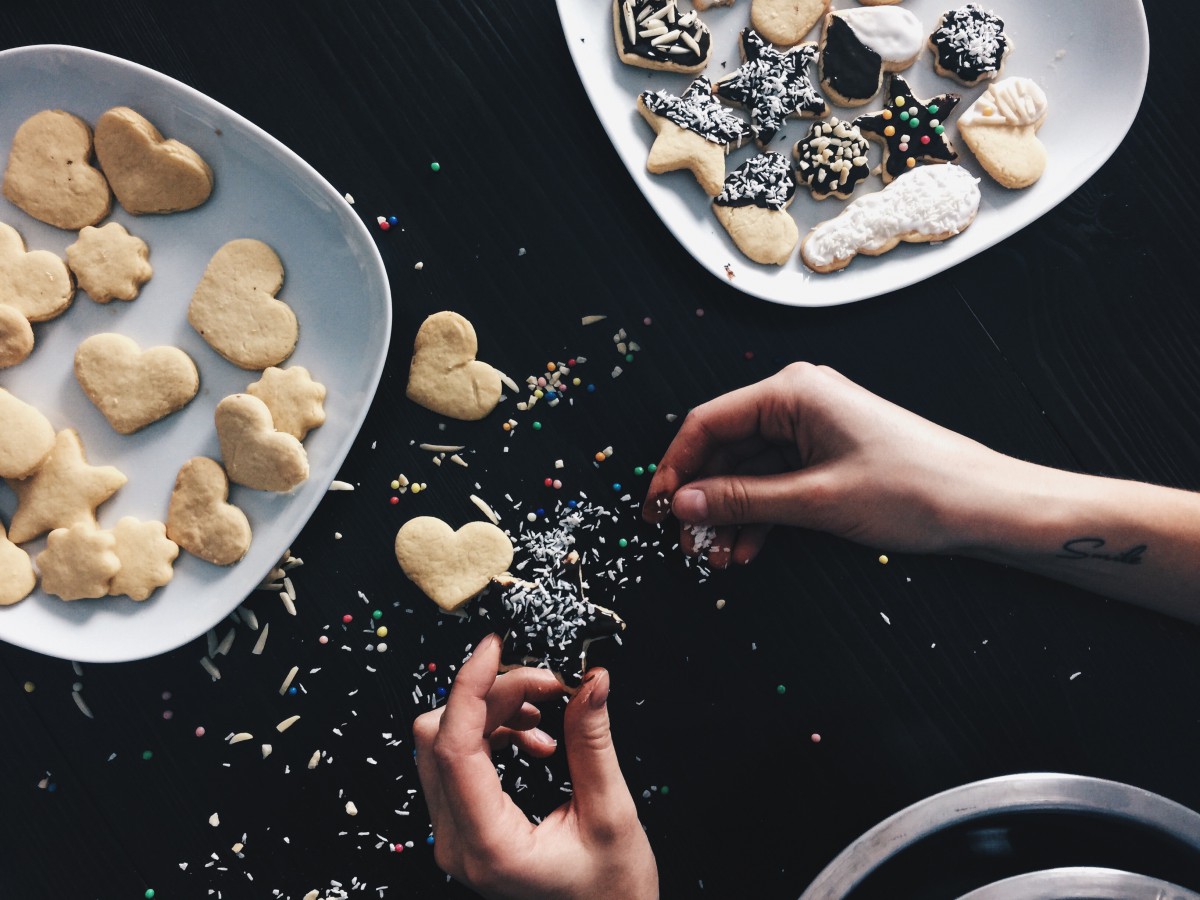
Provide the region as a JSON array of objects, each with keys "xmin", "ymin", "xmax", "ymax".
[{"xmin": 67, "ymin": 223, "xmax": 153, "ymax": 303}]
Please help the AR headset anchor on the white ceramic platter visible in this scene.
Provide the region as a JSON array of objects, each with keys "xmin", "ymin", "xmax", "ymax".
[
  {"xmin": 0, "ymin": 45, "xmax": 391, "ymax": 662},
  {"xmin": 556, "ymin": 0, "xmax": 1149, "ymax": 306}
]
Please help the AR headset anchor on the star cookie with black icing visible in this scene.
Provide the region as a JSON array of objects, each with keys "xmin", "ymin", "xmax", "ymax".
[
  {"xmin": 929, "ymin": 4, "xmax": 1010, "ymax": 87},
  {"xmin": 712, "ymin": 152, "xmax": 799, "ymax": 265},
  {"xmin": 614, "ymin": 0, "xmax": 712, "ymax": 75},
  {"xmin": 793, "ymin": 117, "xmax": 872, "ymax": 200},
  {"xmin": 713, "ymin": 29, "xmax": 828, "ymax": 148},
  {"xmin": 638, "ymin": 78, "xmax": 752, "ymax": 196},
  {"xmin": 479, "ymin": 550, "xmax": 625, "ymax": 691},
  {"xmin": 854, "ymin": 74, "xmax": 959, "ymax": 183}
]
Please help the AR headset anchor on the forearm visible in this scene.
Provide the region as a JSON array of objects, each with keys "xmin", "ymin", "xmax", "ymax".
[{"xmin": 952, "ymin": 456, "xmax": 1200, "ymax": 624}]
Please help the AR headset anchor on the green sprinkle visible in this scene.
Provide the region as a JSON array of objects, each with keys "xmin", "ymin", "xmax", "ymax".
[
  {"xmin": 647, "ymin": 463, "xmax": 657, "ymax": 473},
  {"xmin": 934, "ymin": 125, "xmax": 945, "ymax": 135},
  {"xmin": 633, "ymin": 466, "xmax": 645, "ymax": 476},
  {"xmin": 659, "ymin": 785, "xmax": 669, "ymax": 795},
  {"xmin": 372, "ymin": 610, "xmax": 383, "ymax": 621},
  {"xmin": 142, "ymin": 750, "xmax": 153, "ymax": 760},
  {"xmin": 430, "ymin": 161, "xmax": 441, "ymax": 172},
  {"xmin": 532, "ymin": 421, "xmax": 542, "ymax": 431},
  {"xmin": 899, "ymin": 111, "xmax": 909, "ymax": 121},
  {"xmin": 911, "ymin": 118, "xmax": 920, "ymax": 128},
  {"xmin": 145, "ymin": 891, "xmax": 156, "ymax": 899},
  {"xmin": 618, "ymin": 538, "xmax": 628, "ymax": 548},
  {"xmin": 776, "ymin": 685, "xmax": 787, "ymax": 695},
  {"xmin": 625, "ymin": 353, "xmax": 634, "ymax": 363},
  {"xmin": 928, "ymin": 104, "xmax": 939, "ymax": 114}
]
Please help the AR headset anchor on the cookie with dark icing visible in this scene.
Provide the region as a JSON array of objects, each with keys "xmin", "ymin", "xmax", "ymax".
[
  {"xmin": 479, "ymin": 551, "xmax": 625, "ymax": 691},
  {"xmin": 854, "ymin": 74, "xmax": 959, "ymax": 183},
  {"xmin": 793, "ymin": 117, "xmax": 872, "ymax": 200},
  {"xmin": 637, "ymin": 78, "xmax": 752, "ymax": 196},
  {"xmin": 818, "ymin": 6, "xmax": 924, "ymax": 107},
  {"xmin": 712, "ymin": 153, "xmax": 799, "ymax": 265},
  {"xmin": 713, "ymin": 29, "xmax": 828, "ymax": 148},
  {"xmin": 929, "ymin": 4, "xmax": 1010, "ymax": 86},
  {"xmin": 614, "ymin": 0, "xmax": 712, "ymax": 75}
]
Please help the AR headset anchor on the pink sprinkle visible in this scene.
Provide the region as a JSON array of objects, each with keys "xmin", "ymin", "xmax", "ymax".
[
  {"xmin": 537, "ymin": 377, "xmax": 547, "ymax": 387},
  {"xmin": 695, "ymin": 308, "xmax": 705, "ymax": 317},
  {"xmin": 343, "ymin": 614, "xmax": 353, "ymax": 624},
  {"xmin": 163, "ymin": 710, "xmax": 174, "ymax": 721},
  {"xmin": 643, "ymin": 317, "xmax": 652, "ymax": 326},
  {"xmin": 195, "ymin": 726, "xmax": 206, "ymax": 738},
  {"xmin": 810, "ymin": 733, "xmax": 821, "ymax": 744},
  {"xmin": 162, "ymin": 691, "xmax": 172, "ymax": 701},
  {"xmin": 552, "ymin": 479, "xmax": 562, "ymax": 490},
  {"xmin": 319, "ymin": 635, "xmax": 330, "ymax": 645},
  {"xmin": 393, "ymin": 843, "xmax": 404, "ymax": 853}
]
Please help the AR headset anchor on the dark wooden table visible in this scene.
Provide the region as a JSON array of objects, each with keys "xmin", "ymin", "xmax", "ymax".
[{"xmin": 2, "ymin": 3, "xmax": 1198, "ymax": 899}]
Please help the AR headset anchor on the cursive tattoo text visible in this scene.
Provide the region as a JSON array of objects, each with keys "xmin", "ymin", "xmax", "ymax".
[{"xmin": 1057, "ymin": 537, "xmax": 1146, "ymax": 565}]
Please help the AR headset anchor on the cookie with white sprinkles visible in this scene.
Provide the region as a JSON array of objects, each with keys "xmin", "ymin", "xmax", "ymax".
[
  {"xmin": 713, "ymin": 29, "xmax": 828, "ymax": 148},
  {"xmin": 614, "ymin": 0, "xmax": 712, "ymax": 75},
  {"xmin": 794, "ymin": 117, "xmax": 872, "ymax": 200},
  {"xmin": 637, "ymin": 78, "xmax": 752, "ymax": 196},
  {"xmin": 479, "ymin": 551, "xmax": 626, "ymax": 691},
  {"xmin": 713, "ymin": 152, "xmax": 799, "ymax": 266},
  {"xmin": 929, "ymin": 4, "xmax": 1010, "ymax": 87}
]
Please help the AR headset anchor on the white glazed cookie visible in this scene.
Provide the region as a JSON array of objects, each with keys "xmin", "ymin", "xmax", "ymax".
[
  {"xmin": 0, "ymin": 304, "xmax": 34, "ymax": 369},
  {"xmin": 751, "ymin": 0, "xmax": 831, "ymax": 48},
  {"xmin": 2, "ymin": 109, "xmax": 112, "ymax": 230},
  {"xmin": 958, "ymin": 77, "xmax": 1048, "ymax": 189},
  {"xmin": 800, "ymin": 164, "xmax": 980, "ymax": 272},
  {"xmin": 0, "ymin": 223, "xmax": 75, "ymax": 322},
  {"xmin": 66, "ymin": 223, "xmax": 153, "ymax": 303},
  {"xmin": 614, "ymin": 0, "xmax": 712, "ymax": 75},
  {"xmin": 819, "ymin": 6, "xmax": 924, "ymax": 107},
  {"xmin": 713, "ymin": 153, "xmax": 799, "ymax": 266},
  {"xmin": 637, "ymin": 78, "xmax": 752, "ymax": 197},
  {"xmin": 74, "ymin": 333, "xmax": 200, "ymax": 435}
]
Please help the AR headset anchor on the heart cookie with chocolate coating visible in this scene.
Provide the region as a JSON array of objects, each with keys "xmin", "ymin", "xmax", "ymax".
[
  {"xmin": 188, "ymin": 239, "xmax": 297, "ymax": 370},
  {"xmin": 94, "ymin": 106, "xmax": 213, "ymax": 214},
  {"xmin": 406, "ymin": 311, "xmax": 502, "ymax": 421},
  {"xmin": 0, "ymin": 223, "xmax": 75, "ymax": 323},
  {"xmin": 166, "ymin": 457, "xmax": 252, "ymax": 566},
  {"xmin": 75, "ymin": 333, "xmax": 199, "ymax": 435},
  {"xmin": 2, "ymin": 109, "xmax": 111, "ymax": 230},
  {"xmin": 394, "ymin": 516, "xmax": 514, "ymax": 612},
  {"xmin": 215, "ymin": 393, "xmax": 309, "ymax": 493}
]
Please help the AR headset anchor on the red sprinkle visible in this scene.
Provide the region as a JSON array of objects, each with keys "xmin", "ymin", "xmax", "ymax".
[
  {"xmin": 393, "ymin": 843, "xmax": 404, "ymax": 853},
  {"xmin": 544, "ymin": 478, "xmax": 553, "ymax": 487},
  {"xmin": 743, "ymin": 351, "xmax": 754, "ymax": 360},
  {"xmin": 428, "ymin": 663, "xmax": 438, "ymax": 673},
  {"xmin": 342, "ymin": 614, "xmax": 353, "ymax": 624},
  {"xmin": 389, "ymin": 496, "xmax": 399, "ymax": 505}
]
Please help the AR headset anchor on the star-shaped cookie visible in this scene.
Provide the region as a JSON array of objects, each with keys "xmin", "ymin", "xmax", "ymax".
[
  {"xmin": 479, "ymin": 550, "xmax": 625, "ymax": 691},
  {"xmin": 637, "ymin": 77, "xmax": 752, "ymax": 196},
  {"xmin": 854, "ymin": 74, "xmax": 959, "ymax": 183},
  {"xmin": 713, "ymin": 28, "xmax": 829, "ymax": 147},
  {"xmin": 5, "ymin": 429, "xmax": 127, "ymax": 544}
]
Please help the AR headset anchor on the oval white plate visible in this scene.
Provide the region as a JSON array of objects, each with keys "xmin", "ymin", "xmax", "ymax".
[
  {"xmin": 0, "ymin": 45, "xmax": 391, "ymax": 662},
  {"xmin": 556, "ymin": 0, "xmax": 1148, "ymax": 306}
]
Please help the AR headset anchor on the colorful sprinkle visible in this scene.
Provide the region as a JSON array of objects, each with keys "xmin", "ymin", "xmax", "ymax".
[
  {"xmin": 811, "ymin": 733, "xmax": 822, "ymax": 743},
  {"xmin": 22, "ymin": 681, "xmax": 34, "ymax": 693},
  {"xmin": 612, "ymin": 483, "xmax": 622, "ymax": 492},
  {"xmin": 879, "ymin": 554, "xmax": 889, "ymax": 565},
  {"xmin": 532, "ymin": 421, "xmax": 542, "ymax": 431},
  {"xmin": 319, "ymin": 635, "xmax": 329, "ymax": 645},
  {"xmin": 377, "ymin": 627, "xmax": 389, "ymax": 638},
  {"xmin": 142, "ymin": 750, "xmax": 153, "ymax": 761},
  {"xmin": 195, "ymin": 727, "xmax": 206, "ymax": 737},
  {"xmin": 618, "ymin": 538, "xmax": 629, "ymax": 548},
  {"xmin": 430, "ymin": 162, "xmax": 441, "ymax": 172},
  {"xmin": 389, "ymin": 496, "xmax": 399, "ymax": 506},
  {"xmin": 633, "ymin": 466, "xmax": 645, "ymax": 476},
  {"xmin": 428, "ymin": 663, "xmax": 438, "ymax": 673},
  {"xmin": 647, "ymin": 463, "xmax": 657, "ymax": 473},
  {"xmin": 776, "ymin": 685, "xmax": 787, "ymax": 695},
  {"xmin": 343, "ymin": 614, "xmax": 353, "ymax": 624},
  {"xmin": 372, "ymin": 610, "xmax": 383, "ymax": 620}
]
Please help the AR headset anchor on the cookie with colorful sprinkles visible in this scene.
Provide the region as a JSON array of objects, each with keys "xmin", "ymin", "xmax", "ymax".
[
  {"xmin": 614, "ymin": 0, "xmax": 712, "ymax": 75},
  {"xmin": 854, "ymin": 74, "xmax": 959, "ymax": 183},
  {"xmin": 479, "ymin": 550, "xmax": 626, "ymax": 692},
  {"xmin": 637, "ymin": 78, "xmax": 752, "ymax": 196},
  {"xmin": 929, "ymin": 4, "xmax": 1011, "ymax": 87},
  {"xmin": 712, "ymin": 29, "xmax": 828, "ymax": 149},
  {"xmin": 793, "ymin": 117, "xmax": 872, "ymax": 200},
  {"xmin": 713, "ymin": 152, "xmax": 799, "ymax": 266}
]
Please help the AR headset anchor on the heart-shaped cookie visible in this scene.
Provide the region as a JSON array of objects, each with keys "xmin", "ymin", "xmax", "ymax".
[
  {"xmin": 0, "ymin": 303, "xmax": 34, "ymax": 369},
  {"xmin": 0, "ymin": 223, "xmax": 75, "ymax": 322},
  {"xmin": 75, "ymin": 333, "xmax": 199, "ymax": 435},
  {"xmin": 215, "ymin": 393, "xmax": 309, "ymax": 492},
  {"xmin": 188, "ymin": 239, "xmax": 298, "ymax": 370},
  {"xmin": 0, "ymin": 522, "xmax": 36, "ymax": 606},
  {"xmin": 394, "ymin": 516, "xmax": 514, "ymax": 612},
  {"xmin": 94, "ymin": 106, "xmax": 213, "ymax": 215},
  {"xmin": 2, "ymin": 109, "xmax": 112, "ymax": 230},
  {"xmin": 0, "ymin": 387, "xmax": 55, "ymax": 479},
  {"xmin": 406, "ymin": 311, "xmax": 502, "ymax": 421},
  {"xmin": 166, "ymin": 457, "xmax": 252, "ymax": 566}
]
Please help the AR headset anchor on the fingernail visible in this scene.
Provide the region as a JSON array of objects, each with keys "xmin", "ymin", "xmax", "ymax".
[
  {"xmin": 588, "ymin": 670, "xmax": 609, "ymax": 709},
  {"xmin": 530, "ymin": 727, "xmax": 556, "ymax": 747},
  {"xmin": 673, "ymin": 489, "xmax": 708, "ymax": 522}
]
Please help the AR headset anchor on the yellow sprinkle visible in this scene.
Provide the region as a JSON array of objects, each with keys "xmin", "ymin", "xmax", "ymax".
[
  {"xmin": 879, "ymin": 554, "xmax": 889, "ymax": 565},
  {"xmin": 572, "ymin": 377, "xmax": 581, "ymax": 386},
  {"xmin": 376, "ymin": 626, "xmax": 388, "ymax": 638},
  {"xmin": 23, "ymin": 681, "xmax": 35, "ymax": 693},
  {"xmin": 390, "ymin": 480, "xmax": 399, "ymax": 490},
  {"xmin": 534, "ymin": 390, "xmax": 544, "ymax": 399},
  {"xmin": 411, "ymin": 484, "xmax": 421, "ymax": 494}
]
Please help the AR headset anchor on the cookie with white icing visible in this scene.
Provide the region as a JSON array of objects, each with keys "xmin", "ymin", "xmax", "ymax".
[
  {"xmin": 637, "ymin": 78, "xmax": 752, "ymax": 196},
  {"xmin": 958, "ymin": 77, "xmax": 1047, "ymax": 188},
  {"xmin": 750, "ymin": 0, "xmax": 830, "ymax": 48},
  {"xmin": 800, "ymin": 164, "xmax": 980, "ymax": 273},
  {"xmin": 929, "ymin": 4, "xmax": 1010, "ymax": 87},
  {"xmin": 614, "ymin": 0, "xmax": 711, "ymax": 74},
  {"xmin": 713, "ymin": 153, "xmax": 799, "ymax": 266},
  {"xmin": 819, "ymin": 6, "xmax": 923, "ymax": 107},
  {"xmin": 713, "ymin": 29, "xmax": 828, "ymax": 148},
  {"xmin": 854, "ymin": 74, "xmax": 960, "ymax": 183},
  {"xmin": 793, "ymin": 117, "xmax": 872, "ymax": 200}
]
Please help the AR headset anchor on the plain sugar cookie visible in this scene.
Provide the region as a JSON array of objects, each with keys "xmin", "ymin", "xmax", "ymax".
[
  {"xmin": 0, "ymin": 387, "xmax": 56, "ymax": 479},
  {"xmin": 215, "ymin": 393, "xmax": 309, "ymax": 492},
  {"xmin": 36, "ymin": 523, "xmax": 121, "ymax": 601},
  {"xmin": 0, "ymin": 304, "xmax": 34, "ymax": 368},
  {"xmin": 246, "ymin": 366, "xmax": 326, "ymax": 441},
  {"xmin": 406, "ymin": 311, "xmax": 502, "ymax": 421},
  {"xmin": 188, "ymin": 239, "xmax": 298, "ymax": 370},
  {"xmin": 0, "ymin": 222, "xmax": 75, "ymax": 322},
  {"xmin": 751, "ymin": 0, "xmax": 831, "ymax": 48},
  {"xmin": 66, "ymin": 222, "xmax": 153, "ymax": 303},
  {"xmin": 2, "ymin": 109, "xmax": 111, "ymax": 230},
  {"xmin": 395, "ymin": 517, "xmax": 514, "ymax": 612},
  {"xmin": 108, "ymin": 517, "xmax": 179, "ymax": 601},
  {"xmin": 166, "ymin": 457, "xmax": 252, "ymax": 566},
  {"xmin": 74, "ymin": 333, "xmax": 200, "ymax": 435},
  {"xmin": 94, "ymin": 106, "xmax": 214, "ymax": 215},
  {"xmin": 0, "ymin": 522, "xmax": 36, "ymax": 606}
]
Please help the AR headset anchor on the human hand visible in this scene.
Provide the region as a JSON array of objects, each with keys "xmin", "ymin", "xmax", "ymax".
[
  {"xmin": 642, "ymin": 362, "xmax": 1014, "ymax": 568},
  {"xmin": 413, "ymin": 634, "xmax": 658, "ymax": 900}
]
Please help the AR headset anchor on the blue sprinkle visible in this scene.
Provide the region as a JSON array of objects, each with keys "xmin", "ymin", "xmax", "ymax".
[
  {"xmin": 387, "ymin": 215, "xmax": 398, "ymax": 226},
  {"xmin": 426, "ymin": 835, "xmax": 435, "ymax": 845},
  {"xmin": 586, "ymin": 384, "xmax": 595, "ymax": 393},
  {"xmin": 612, "ymin": 483, "xmax": 622, "ymax": 492},
  {"xmin": 536, "ymin": 508, "xmax": 545, "ymax": 517},
  {"xmin": 436, "ymin": 686, "xmax": 447, "ymax": 698},
  {"xmin": 567, "ymin": 500, "xmax": 577, "ymax": 509},
  {"xmin": 47, "ymin": 783, "xmax": 57, "ymax": 793},
  {"xmin": 288, "ymin": 686, "xmax": 297, "ymax": 695},
  {"xmin": 546, "ymin": 390, "xmax": 557, "ymax": 399}
]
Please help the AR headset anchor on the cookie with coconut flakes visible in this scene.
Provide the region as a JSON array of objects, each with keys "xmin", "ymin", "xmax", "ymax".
[
  {"xmin": 614, "ymin": 0, "xmax": 712, "ymax": 74},
  {"xmin": 713, "ymin": 153, "xmax": 799, "ymax": 266},
  {"xmin": 929, "ymin": 4, "xmax": 1011, "ymax": 87},
  {"xmin": 637, "ymin": 78, "xmax": 752, "ymax": 196}
]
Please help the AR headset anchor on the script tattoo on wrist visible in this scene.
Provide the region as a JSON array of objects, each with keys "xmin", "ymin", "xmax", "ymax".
[{"xmin": 1057, "ymin": 537, "xmax": 1146, "ymax": 565}]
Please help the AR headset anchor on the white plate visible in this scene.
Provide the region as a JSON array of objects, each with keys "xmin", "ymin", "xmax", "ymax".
[
  {"xmin": 557, "ymin": 0, "xmax": 1148, "ymax": 306},
  {"xmin": 0, "ymin": 45, "xmax": 390, "ymax": 662}
]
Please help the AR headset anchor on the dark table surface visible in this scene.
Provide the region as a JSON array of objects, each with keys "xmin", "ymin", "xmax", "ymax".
[{"xmin": 2, "ymin": 3, "xmax": 1199, "ymax": 899}]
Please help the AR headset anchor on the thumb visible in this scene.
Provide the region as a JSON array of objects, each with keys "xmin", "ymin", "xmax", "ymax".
[
  {"xmin": 563, "ymin": 669, "xmax": 635, "ymax": 837},
  {"xmin": 672, "ymin": 470, "xmax": 829, "ymax": 528}
]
